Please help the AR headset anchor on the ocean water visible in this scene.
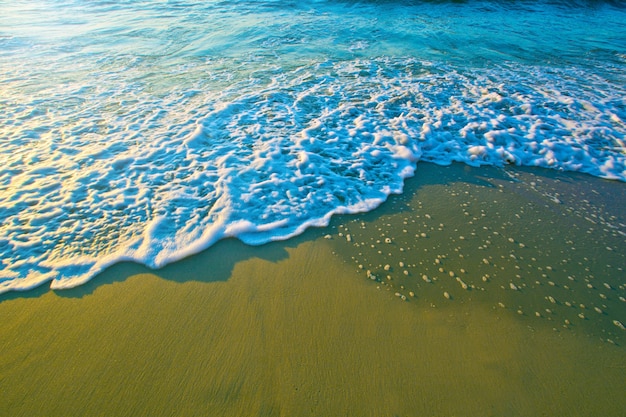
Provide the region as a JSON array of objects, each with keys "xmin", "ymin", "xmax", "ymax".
[{"xmin": 1, "ymin": 0, "xmax": 625, "ymax": 293}]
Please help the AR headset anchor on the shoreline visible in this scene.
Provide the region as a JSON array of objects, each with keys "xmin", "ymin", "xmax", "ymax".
[{"xmin": 1, "ymin": 162, "xmax": 625, "ymax": 416}]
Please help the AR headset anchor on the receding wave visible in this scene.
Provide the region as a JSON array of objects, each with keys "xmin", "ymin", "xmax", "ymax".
[{"xmin": 1, "ymin": 57, "xmax": 624, "ymax": 293}]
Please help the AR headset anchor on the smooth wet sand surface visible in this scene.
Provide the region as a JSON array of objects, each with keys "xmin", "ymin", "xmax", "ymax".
[{"xmin": 1, "ymin": 163, "xmax": 625, "ymax": 417}]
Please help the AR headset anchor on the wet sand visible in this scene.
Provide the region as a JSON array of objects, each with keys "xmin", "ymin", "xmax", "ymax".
[{"xmin": 1, "ymin": 162, "xmax": 625, "ymax": 417}]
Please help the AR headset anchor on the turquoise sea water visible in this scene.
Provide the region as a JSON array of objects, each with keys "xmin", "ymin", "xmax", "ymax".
[{"xmin": 1, "ymin": 0, "xmax": 625, "ymax": 292}]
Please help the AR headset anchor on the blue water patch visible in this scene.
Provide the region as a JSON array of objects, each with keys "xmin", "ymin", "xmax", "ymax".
[{"xmin": 0, "ymin": 0, "xmax": 625, "ymax": 292}]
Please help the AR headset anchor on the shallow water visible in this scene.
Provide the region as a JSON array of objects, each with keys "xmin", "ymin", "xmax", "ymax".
[
  {"xmin": 1, "ymin": 0, "xmax": 625, "ymax": 292},
  {"xmin": 327, "ymin": 163, "xmax": 626, "ymax": 345}
]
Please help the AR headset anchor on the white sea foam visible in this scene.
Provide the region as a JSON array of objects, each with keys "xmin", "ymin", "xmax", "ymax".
[
  {"xmin": 1, "ymin": 1, "xmax": 625, "ymax": 293},
  {"xmin": 1, "ymin": 57, "xmax": 625, "ymax": 293}
]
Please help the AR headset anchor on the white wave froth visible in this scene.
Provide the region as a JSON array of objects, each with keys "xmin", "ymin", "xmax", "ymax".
[{"xmin": 1, "ymin": 58, "xmax": 625, "ymax": 293}]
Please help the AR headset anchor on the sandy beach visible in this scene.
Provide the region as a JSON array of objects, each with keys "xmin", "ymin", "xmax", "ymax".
[{"xmin": 1, "ymin": 162, "xmax": 625, "ymax": 417}]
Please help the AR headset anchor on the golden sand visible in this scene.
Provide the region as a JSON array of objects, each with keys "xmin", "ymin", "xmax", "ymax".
[{"xmin": 1, "ymin": 163, "xmax": 624, "ymax": 416}]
